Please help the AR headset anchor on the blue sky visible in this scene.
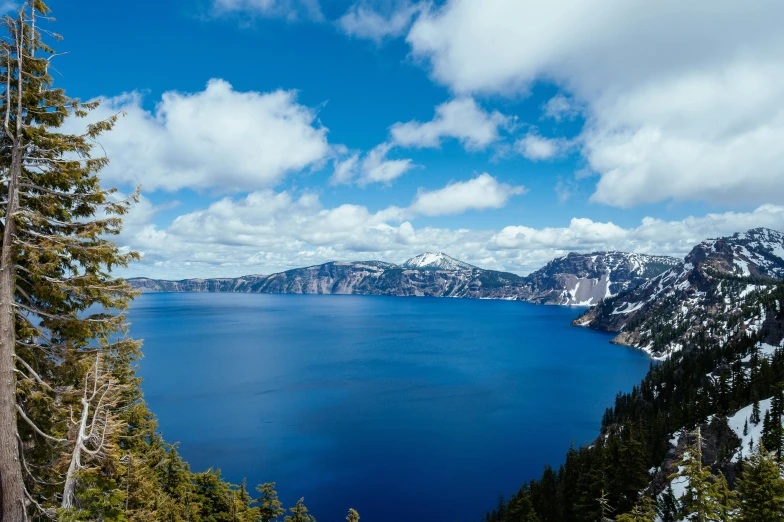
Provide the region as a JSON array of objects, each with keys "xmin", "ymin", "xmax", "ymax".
[{"xmin": 41, "ymin": 0, "xmax": 784, "ymax": 278}]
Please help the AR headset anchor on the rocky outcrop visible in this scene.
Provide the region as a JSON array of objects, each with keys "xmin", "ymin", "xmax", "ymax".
[
  {"xmin": 576, "ymin": 228, "xmax": 784, "ymax": 359},
  {"xmin": 525, "ymin": 251, "xmax": 680, "ymax": 305}
]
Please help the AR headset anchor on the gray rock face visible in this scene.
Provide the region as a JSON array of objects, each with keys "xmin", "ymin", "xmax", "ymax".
[
  {"xmin": 525, "ymin": 251, "xmax": 680, "ymax": 305},
  {"xmin": 129, "ymin": 251, "xmax": 677, "ymax": 306},
  {"xmin": 576, "ymin": 228, "xmax": 784, "ymax": 359}
]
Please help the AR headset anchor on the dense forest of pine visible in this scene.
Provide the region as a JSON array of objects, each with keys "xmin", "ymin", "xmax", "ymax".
[{"xmin": 484, "ymin": 283, "xmax": 784, "ymax": 521}]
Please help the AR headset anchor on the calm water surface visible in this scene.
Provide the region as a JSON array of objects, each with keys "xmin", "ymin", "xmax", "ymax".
[{"xmin": 128, "ymin": 293, "xmax": 650, "ymax": 522}]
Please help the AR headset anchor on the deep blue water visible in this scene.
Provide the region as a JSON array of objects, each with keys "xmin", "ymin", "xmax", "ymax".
[{"xmin": 127, "ymin": 293, "xmax": 651, "ymax": 522}]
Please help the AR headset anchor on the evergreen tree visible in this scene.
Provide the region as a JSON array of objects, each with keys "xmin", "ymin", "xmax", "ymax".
[
  {"xmin": 656, "ymin": 484, "xmax": 678, "ymax": 522},
  {"xmin": 257, "ymin": 482, "xmax": 285, "ymax": 522},
  {"xmin": 237, "ymin": 479, "xmax": 260, "ymax": 522},
  {"xmin": 612, "ymin": 422, "xmax": 651, "ymax": 512},
  {"xmin": 743, "ymin": 418, "xmax": 748, "ymax": 436},
  {"xmin": 711, "ymin": 472, "xmax": 736, "ymax": 522},
  {"xmin": 597, "ymin": 490, "xmax": 615, "ymax": 522},
  {"xmin": 615, "ymin": 494, "xmax": 656, "ymax": 522},
  {"xmin": 737, "ymin": 446, "xmax": 784, "ymax": 522},
  {"xmin": 0, "ymin": 1, "xmax": 141, "ymax": 518},
  {"xmin": 285, "ymin": 498, "xmax": 316, "ymax": 522},
  {"xmin": 762, "ymin": 409, "xmax": 775, "ymax": 451},
  {"xmin": 751, "ymin": 397, "xmax": 761, "ymax": 425},
  {"xmin": 0, "ymin": 2, "xmax": 326, "ymax": 520},
  {"xmin": 670, "ymin": 429, "xmax": 720, "ymax": 522}
]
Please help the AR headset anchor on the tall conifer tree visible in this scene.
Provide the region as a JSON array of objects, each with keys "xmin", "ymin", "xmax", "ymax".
[
  {"xmin": 737, "ymin": 446, "xmax": 784, "ymax": 522},
  {"xmin": 257, "ymin": 482, "xmax": 285, "ymax": 522},
  {"xmin": 0, "ymin": 1, "xmax": 139, "ymax": 518}
]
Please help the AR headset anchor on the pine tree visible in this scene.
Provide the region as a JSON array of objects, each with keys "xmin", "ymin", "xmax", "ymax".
[
  {"xmin": 285, "ymin": 498, "xmax": 316, "ymax": 522},
  {"xmin": 656, "ymin": 483, "xmax": 678, "ymax": 522},
  {"xmin": 346, "ymin": 508, "xmax": 360, "ymax": 522},
  {"xmin": 711, "ymin": 472, "xmax": 736, "ymax": 522},
  {"xmin": 597, "ymin": 490, "xmax": 615, "ymax": 522},
  {"xmin": 670, "ymin": 429, "xmax": 720, "ymax": 522},
  {"xmin": 615, "ymin": 494, "xmax": 656, "ymax": 522},
  {"xmin": 751, "ymin": 397, "xmax": 761, "ymax": 425},
  {"xmin": 762, "ymin": 409, "xmax": 775, "ymax": 451},
  {"xmin": 737, "ymin": 446, "xmax": 784, "ymax": 522},
  {"xmin": 743, "ymin": 418, "xmax": 749, "ymax": 436},
  {"xmin": 257, "ymin": 482, "xmax": 285, "ymax": 522},
  {"xmin": 237, "ymin": 479, "xmax": 260, "ymax": 522},
  {"xmin": 612, "ymin": 422, "xmax": 651, "ymax": 513},
  {"xmin": 0, "ymin": 1, "xmax": 140, "ymax": 518}
]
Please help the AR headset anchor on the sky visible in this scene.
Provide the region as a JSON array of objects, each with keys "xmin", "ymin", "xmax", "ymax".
[{"xmin": 35, "ymin": 0, "xmax": 784, "ymax": 278}]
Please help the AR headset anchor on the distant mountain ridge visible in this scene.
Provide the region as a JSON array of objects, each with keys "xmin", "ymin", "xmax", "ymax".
[
  {"xmin": 130, "ymin": 251, "xmax": 679, "ymax": 306},
  {"xmin": 576, "ymin": 227, "xmax": 784, "ymax": 358}
]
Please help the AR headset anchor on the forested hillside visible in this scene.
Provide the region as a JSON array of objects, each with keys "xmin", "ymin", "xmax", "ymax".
[{"xmin": 486, "ymin": 271, "xmax": 784, "ymax": 521}]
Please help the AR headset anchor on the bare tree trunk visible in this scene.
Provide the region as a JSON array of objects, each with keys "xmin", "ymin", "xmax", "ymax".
[
  {"xmin": 0, "ymin": 264, "xmax": 24, "ymax": 521},
  {"xmin": 0, "ymin": 12, "xmax": 28, "ymax": 517},
  {"xmin": 0, "ymin": 126, "xmax": 24, "ymax": 522}
]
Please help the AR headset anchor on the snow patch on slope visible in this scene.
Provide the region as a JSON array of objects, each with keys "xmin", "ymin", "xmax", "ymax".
[
  {"xmin": 727, "ymin": 398, "xmax": 776, "ymax": 461},
  {"xmin": 401, "ymin": 252, "xmax": 477, "ymax": 271}
]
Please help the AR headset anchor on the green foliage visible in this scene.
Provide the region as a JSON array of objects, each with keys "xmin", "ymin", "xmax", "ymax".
[
  {"xmin": 284, "ymin": 498, "xmax": 316, "ymax": 522},
  {"xmin": 0, "ymin": 3, "xmax": 344, "ymax": 521},
  {"xmin": 614, "ymin": 495, "xmax": 656, "ymax": 522},
  {"xmin": 670, "ymin": 432, "xmax": 721, "ymax": 522},
  {"xmin": 656, "ymin": 484, "xmax": 678, "ymax": 522},
  {"xmin": 486, "ymin": 281, "xmax": 784, "ymax": 522},
  {"xmin": 737, "ymin": 446, "xmax": 784, "ymax": 522},
  {"xmin": 257, "ymin": 482, "xmax": 286, "ymax": 522}
]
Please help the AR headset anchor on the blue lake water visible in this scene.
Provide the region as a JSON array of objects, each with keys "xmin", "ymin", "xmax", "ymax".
[{"xmin": 127, "ymin": 293, "xmax": 651, "ymax": 522}]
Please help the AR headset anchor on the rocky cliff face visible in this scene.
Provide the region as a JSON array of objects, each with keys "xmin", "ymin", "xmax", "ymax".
[
  {"xmin": 526, "ymin": 251, "xmax": 680, "ymax": 305},
  {"xmin": 130, "ymin": 251, "xmax": 677, "ymax": 306},
  {"xmin": 576, "ymin": 228, "xmax": 784, "ymax": 359}
]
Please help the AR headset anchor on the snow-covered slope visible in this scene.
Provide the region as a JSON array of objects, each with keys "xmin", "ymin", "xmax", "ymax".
[
  {"xmin": 576, "ymin": 228, "xmax": 784, "ymax": 358},
  {"xmin": 526, "ymin": 251, "xmax": 680, "ymax": 305},
  {"xmin": 401, "ymin": 252, "xmax": 478, "ymax": 271}
]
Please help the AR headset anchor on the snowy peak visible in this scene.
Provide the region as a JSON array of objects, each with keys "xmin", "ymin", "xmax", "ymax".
[
  {"xmin": 401, "ymin": 252, "xmax": 478, "ymax": 271},
  {"xmin": 576, "ymin": 227, "xmax": 784, "ymax": 359},
  {"xmin": 686, "ymin": 227, "xmax": 784, "ymax": 279}
]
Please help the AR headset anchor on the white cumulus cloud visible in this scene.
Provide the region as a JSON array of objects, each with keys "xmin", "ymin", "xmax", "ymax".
[
  {"xmin": 118, "ymin": 191, "xmax": 784, "ymax": 280},
  {"xmin": 331, "ymin": 143, "xmax": 415, "ymax": 186},
  {"xmin": 390, "ymin": 97, "xmax": 511, "ymax": 150},
  {"xmin": 515, "ymin": 133, "xmax": 566, "ymax": 161},
  {"xmin": 405, "ymin": 0, "xmax": 784, "ymax": 207},
  {"xmin": 408, "ymin": 173, "xmax": 526, "ymax": 216},
  {"xmin": 79, "ymin": 79, "xmax": 331, "ymax": 192}
]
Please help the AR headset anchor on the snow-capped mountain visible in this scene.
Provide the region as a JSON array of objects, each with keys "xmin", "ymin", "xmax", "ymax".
[
  {"xmin": 130, "ymin": 251, "xmax": 676, "ymax": 306},
  {"xmin": 525, "ymin": 251, "xmax": 680, "ymax": 305},
  {"xmin": 401, "ymin": 252, "xmax": 478, "ymax": 271},
  {"xmin": 576, "ymin": 228, "xmax": 784, "ymax": 359},
  {"xmin": 689, "ymin": 227, "xmax": 784, "ymax": 279}
]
